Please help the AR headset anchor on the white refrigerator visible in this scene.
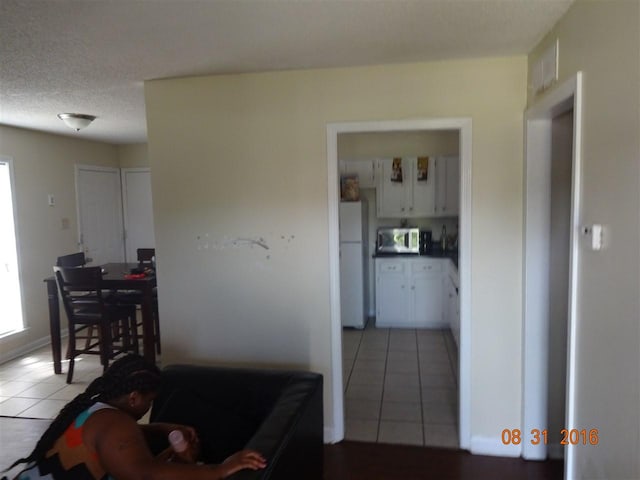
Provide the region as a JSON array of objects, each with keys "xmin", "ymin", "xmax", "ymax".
[{"xmin": 339, "ymin": 200, "xmax": 368, "ymax": 328}]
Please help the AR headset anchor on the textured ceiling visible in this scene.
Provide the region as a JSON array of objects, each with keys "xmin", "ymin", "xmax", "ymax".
[{"xmin": 0, "ymin": 0, "xmax": 573, "ymax": 144}]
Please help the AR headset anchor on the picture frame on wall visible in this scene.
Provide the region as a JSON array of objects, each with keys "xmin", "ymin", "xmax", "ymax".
[{"xmin": 340, "ymin": 175, "xmax": 360, "ymax": 201}]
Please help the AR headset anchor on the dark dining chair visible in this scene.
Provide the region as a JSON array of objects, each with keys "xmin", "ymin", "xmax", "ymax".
[
  {"xmin": 137, "ymin": 248, "xmax": 155, "ymax": 266},
  {"xmin": 116, "ymin": 247, "xmax": 161, "ymax": 355},
  {"xmin": 56, "ymin": 252, "xmax": 100, "ymax": 353},
  {"xmin": 56, "ymin": 252, "xmax": 87, "ymax": 267},
  {"xmin": 54, "ymin": 266, "xmax": 138, "ymax": 383},
  {"xmin": 138, "ymin": 248, "xmax": 160, "ymax": 354}
]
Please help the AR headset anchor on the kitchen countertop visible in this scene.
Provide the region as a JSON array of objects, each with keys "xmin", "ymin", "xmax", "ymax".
[{"xmin": 373, "ymin": 249, "xmax": 459, "ymax": 268}]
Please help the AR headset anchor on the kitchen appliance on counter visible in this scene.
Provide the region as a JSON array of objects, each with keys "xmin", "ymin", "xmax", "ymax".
[
  {"xmin": 419, "ymin": 230, "xmax": 432, "ymax": 255},
  {"xmin": 339, "ymin": 200, "xmax": 368, "ymax": 328},
  {"xmin": 376, "ymin": 227, "xmax": 420, "ymax": 254}
]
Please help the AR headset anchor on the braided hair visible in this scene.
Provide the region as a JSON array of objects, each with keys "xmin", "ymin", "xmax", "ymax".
[{"xmin": 6, "ymin": 354, "xmax": 162, "ymax": 471}]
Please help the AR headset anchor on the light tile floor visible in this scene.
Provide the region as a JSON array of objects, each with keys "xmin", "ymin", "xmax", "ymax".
[
  {"xmin": 343, "ymin": 322, "xmax": 459, "ymax": 448},
  {"xmin": 3, "ymin": 326, "xmax": 460, "ymax": 448},
  {"xmin": 0, "ymin": 346, "xmax": 104, "ymax": 419}
]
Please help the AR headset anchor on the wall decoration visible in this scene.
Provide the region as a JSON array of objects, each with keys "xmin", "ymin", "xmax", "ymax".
[
  {"xmin": 391, "ymin": 157, "xmax": 403, "ymax": 183},
  {"xmin": 417, "ymin": 156, "xmax": 429, "ymax": 181},
  {"xmin": 340, "ymin": 175, "xmax": 360, "ymax": 201}
]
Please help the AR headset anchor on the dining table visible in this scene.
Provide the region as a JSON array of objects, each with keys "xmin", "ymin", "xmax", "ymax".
[{"xmin": 44, "ymin": 262, "xmax": 158, "ymax": 374}]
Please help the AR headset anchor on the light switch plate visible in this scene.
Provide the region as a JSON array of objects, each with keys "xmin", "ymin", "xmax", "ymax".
[
  {"xmin": 583, "ymin": 224, "xmax": 604, "ymax": 250},
  {"xmin": 591, "ymin": 224, "xmax": 603, "ymax": 250}
]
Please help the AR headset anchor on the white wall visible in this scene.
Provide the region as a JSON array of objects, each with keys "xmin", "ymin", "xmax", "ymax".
[
  {"xmin": 528, "ymin": 0, "xmax": 640, "ymax": 477},
  {"xmin": 145, "ymin": 56, "xmax": 527, "ymax": 446},
  {"xmin": 0, "ymin": 125, "xmax": 119, "ymax": 360}
]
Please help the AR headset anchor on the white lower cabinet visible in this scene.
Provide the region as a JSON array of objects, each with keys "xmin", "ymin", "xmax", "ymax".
[
  {"xmin": 376, "ymin": 257, "xmax": 445, "ymax": 328},
  {"xmin": 376, "ymin": 260, "xmax": 409, "ymax": 326},
  {"xmin": 446, "ymin": 276, "xmax": 460, "ymax": 347}
]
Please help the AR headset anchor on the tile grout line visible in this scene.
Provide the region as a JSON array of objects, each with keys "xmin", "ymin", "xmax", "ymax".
[
  {"xmin": 441, "ymin": 329, "xmax": 460, "ymax": 442},
  {"xmin": 415, "ymin": 329, "xmax": 426, "ymax": 447},
  {"xmin": 375, "ymin": 326, "xmax": 390, "ymax": 443},
  {"xmin": 344, "ymin": 328, "xmax": 363, "ymax": 394}
]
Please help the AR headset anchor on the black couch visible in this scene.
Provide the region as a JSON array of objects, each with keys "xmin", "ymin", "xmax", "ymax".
[{"xmin": 149, "ymin": 364, "xmax": 324, "ymax": 479}]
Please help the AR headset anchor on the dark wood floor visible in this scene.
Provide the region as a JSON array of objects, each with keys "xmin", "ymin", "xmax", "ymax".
[
  {"xmin": 0, "ymin": 417, "xmax": 564, "ymax": 480},
  {"xmin": 324, "ymin": 441, "xmax": 564, "ymax": 480}
]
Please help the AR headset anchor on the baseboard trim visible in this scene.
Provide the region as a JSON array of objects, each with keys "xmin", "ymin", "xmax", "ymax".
[
  {"xmin": 324, "ymin": 426, "xmax": 338, "ymax": 444},
  {"xmin": 0, "ymin": 331, "xmax": 67, "ymax": 365},
  {"xmin": 470, "ymin": 436, "xmax": 521, "ymax": 458},
  {"xmin": 548, "ymin": 444, "xmax": 564, "ymax": 460}
]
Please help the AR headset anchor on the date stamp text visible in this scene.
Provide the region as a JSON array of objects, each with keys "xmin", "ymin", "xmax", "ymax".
[{"xmin": 501, "ymin": 428, "xmax": 599, "ymax": 446}]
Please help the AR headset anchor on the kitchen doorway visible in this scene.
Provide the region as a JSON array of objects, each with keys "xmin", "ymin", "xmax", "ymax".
[
  {"xmin": 327, "ymin": 118, "xmax": 472, "ymax": 448},
  {"xmin": 522, "ymin": 73, "xmax": 583, "ymax": 479}
]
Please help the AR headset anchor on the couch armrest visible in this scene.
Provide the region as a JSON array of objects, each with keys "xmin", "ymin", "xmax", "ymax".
[
  {"xmin": 151, "ymin": 365, "xmax": 323, "ymax": 480},
  {"xmin": 230, "ymin": 372, "xmax": 323, "ymax": 480}
]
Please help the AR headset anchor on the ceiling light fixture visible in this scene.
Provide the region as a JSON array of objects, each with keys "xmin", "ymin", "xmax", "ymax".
[{"xmin": 57, "ymin": 113, "xmax": 97, "ymax": 131}]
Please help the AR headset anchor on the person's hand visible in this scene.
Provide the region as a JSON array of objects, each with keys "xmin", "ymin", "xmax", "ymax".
[{"xmin": 221, "ymin": 450, "xmax": 267, "ymax": 477}]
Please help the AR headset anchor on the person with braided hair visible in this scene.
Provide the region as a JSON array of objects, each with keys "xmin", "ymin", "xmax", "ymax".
[{"xmin": 3, "ymin": 354, "xmax": 266, "ymax": 480}]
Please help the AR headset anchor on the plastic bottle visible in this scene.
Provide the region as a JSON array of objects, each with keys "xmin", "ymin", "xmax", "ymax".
[
  {"xmin": 168, "ymin": 430, "xmax": 195, "ymax": 463},
  {"xmin": 169, "ymin": 430, "xmax": 187, "ymax": 452}
]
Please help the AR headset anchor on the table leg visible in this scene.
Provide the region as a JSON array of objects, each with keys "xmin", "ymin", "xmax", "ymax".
[
  {"xmin": 140, "ymin": 287, "xmax": 156, "ymax": 364},
  {"xmin": 45, "ymin": 278, "xmax": 62, "ymax": 374}
]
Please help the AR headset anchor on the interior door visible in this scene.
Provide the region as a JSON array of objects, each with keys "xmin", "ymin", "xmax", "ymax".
[
  {"xmin": 121, "ymin": 168, "xmax": 155, "ymax": 262},
  {"xmin": 76, "ymin": 165, "xmax": 124, "ymax": 265}
]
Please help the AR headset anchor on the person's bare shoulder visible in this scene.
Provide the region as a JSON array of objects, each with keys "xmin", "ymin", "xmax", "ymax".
[{"xmin": 82, "ymin": 407, "xmax": 140, "ymax": 448}]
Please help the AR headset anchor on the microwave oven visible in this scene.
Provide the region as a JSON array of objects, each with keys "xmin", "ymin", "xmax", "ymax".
[{"xmin": 377, "ymin": 227, "xmax": 420, "ymax": 254}]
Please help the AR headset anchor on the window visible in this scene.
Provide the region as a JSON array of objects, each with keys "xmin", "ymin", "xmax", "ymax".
[{"xmin": 0, "ymin": 158, "xmax": 24, "ymax": 336}]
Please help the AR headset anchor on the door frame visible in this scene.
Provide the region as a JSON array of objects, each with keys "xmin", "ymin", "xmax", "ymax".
[
  {"xmin": 326, "ymin": 118, "xmax": 473, "ymax": 447},
  {"xmin": 522, "ymin": 72, "xmax": 583, "ymax": 478}
]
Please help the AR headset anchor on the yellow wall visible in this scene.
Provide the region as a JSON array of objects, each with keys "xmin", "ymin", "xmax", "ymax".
[
  {"xmin": 117, "ymin": 143, "xmax": 149, "ymax": 168},
  {"xmin": 338, "ymin": 130, "xmax": 459, "ymax": 159},
  {"xmin": 529, "ymin": 0, "xmax": 639, "ymax": 477},
  {"xmin": 0, "ymin": 125, "xmax": 118, "ymax": 359},
  {"xmin": 145, "ymin": 56, "xmax": 527, "ymax": 444}
]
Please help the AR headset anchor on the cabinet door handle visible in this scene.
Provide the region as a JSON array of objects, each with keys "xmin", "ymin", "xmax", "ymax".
[{"xmin": 409, "ymin": 207, "xmax": 413, "ymax": 211}]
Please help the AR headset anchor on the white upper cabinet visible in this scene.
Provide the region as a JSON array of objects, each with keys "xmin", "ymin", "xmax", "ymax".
[
  {"xmin": 434, "ymin": 155, "xmax": 460, "ymax": 217},
  {"xmin": 376, "ymin": 157, "xmax": 435, "ymax": 218},
  {"xmin": 339, "ymin": 159, "xmax": 376, "ymax": 189}
]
